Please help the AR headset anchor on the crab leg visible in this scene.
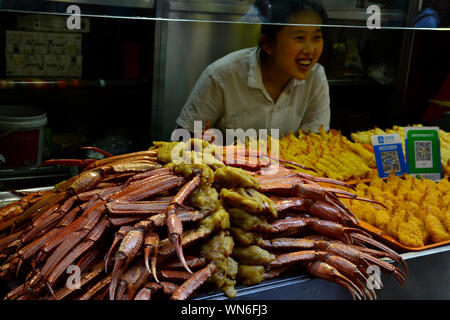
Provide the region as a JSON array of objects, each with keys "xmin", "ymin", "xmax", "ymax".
[
  {"xmin": 304, "ymin": 235, "xmax": 405, "ymax": 285},
  {"xmin": 308, "ymin": 201, "xmax": 358, "ymax": 225},
  {"xmin": 0, "ymin": 193, "xmax": 40, "ymax": 225},
  {"xmin": 80, "ymin": 146, "xmax": 114, "ymax": 158},
  {"xmin": 134, "ymin": 282, "xmax": 162, "ymax": 300},
  {"xmin": 16, "ymin": 205, "xmax": 80, "ymax": 275},
  {"xmin": 144, "ymin": 230, "xmax": 159, "ymax": 282},
  {"xmin": 112, "ymin": 175, "xmax": 186, "ymax": 202},
  {"xmin": 104, "ymin": 226, "xmax": 133, "ymax": 273},
  {"xmin": 45, "ymin": 218, "xmax": 110, "ymax": 293},
  {"xmin": 267, "ymin": 250, "xmax": 329, "ymax": 268},
  {"xmin": 83, "ymin": 150, "xmax": 157, "ymax": 171},
  {"xmin": 350, "ymin": 234, "xmax": 407, "ymax": 272},
  {"xmin": 274, "ymin": 197, "xmax": 313, "ymax": 212},
  {"xmin": 11, "ymin": 192, "xmax": 69, "ymax": 234},
  {"xmin": 3, "ymin": 283, "xmax": 26, "ymax": 300},
  {"xmin": 122, "ymin": 167, "xmax": 171, "ymax": 187},
  {"xmin": 39, "ymin": 201, "xmax": 105, "ymax": 287},
  {"xmin": 39, "ymin": 159, "xmax": 97, "ymax": 168},
  {"xmin": 163, "ymin": 256, "xmax": 207, "ymax": 270},
  {"xmin": 21, "ymin": 202, "xmax": 67, "ymax": 244},
  {"xmin": 106, "ymin": 200, "xmax": 170, "ymax": 216},
  {"xmin": 170, "ymin": 263, "xmax": 216, "ymax": 300},
  {"xmin": 158, "ymin": 227, "xmax": 213, "ymax": 257},
  {"xmin": 117, "ymin": 261, "xmax": 151, "ymax": 300},
  {"xmin": 318, "ymin": 254, "xmax": 375, "ymax": 299},
  {"xmin": 109, "ymin": 227, "xmax": 145, "ymax": 300},
  {"xmin": 160, "ymin": 281, "xmax": 179, "ymax": 295},
  {"xmin": 79, "ymin": 274, "xmax": 112, "ymax": 300},
  {"xmin": 306, "ymin": 218, "xmax": 372, "ymax": 243},
  {"xmin": 0, "ymin": 231, "xmax": 23, "ymax": 252},
  {"xmin": 348, "ymin": 243, "xmax": 408, "ymax": 275},
  {"xmin": 159, "ymin": 269, "xmax": 193, "ymax": 282},
  {"xmin": 48, "ymin": 261, "xmax": 105, "ymax": 300}
]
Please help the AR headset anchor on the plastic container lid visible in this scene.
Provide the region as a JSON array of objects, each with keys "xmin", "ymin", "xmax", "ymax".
[{"xmin": 0, "ymin": 105, "xmax": 47, "ymax": 129}]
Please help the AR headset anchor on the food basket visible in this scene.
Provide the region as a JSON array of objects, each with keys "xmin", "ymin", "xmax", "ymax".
[{"xmin": 357, "ymin": 220, "xmax": 450, "ymax": 253}]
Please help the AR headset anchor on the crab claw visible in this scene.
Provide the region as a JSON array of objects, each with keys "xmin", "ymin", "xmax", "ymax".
[
  {"xmin": 172, "ymin": 232, "xmax": 192, "ymax": 274},
  {"xmin": 144, "ymin": 248, "xmax": 159, "ymax": 283},
  {"xmin": 109, "ymin": 254, "xmax": 125, "ymax": 300},
  {"xmin": 108, "ymin": 227, "xmax": 144, "ymax": 300},
  {"xmin": 46, "ymin": 281, "xmax": 56, "ymax": 300},
  {"xmin": 104, "ymin": 226, "xmax": 133, "ymax": 273},
  {"xmin": 307, "ymin": 260, "xmax": 364, "ymax": 300},
  {"xmin": 167, "ymin": 209, "xmax": 192, "ymax": 274}
]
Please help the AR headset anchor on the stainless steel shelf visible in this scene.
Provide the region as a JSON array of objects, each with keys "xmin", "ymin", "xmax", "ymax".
[
  {"xmin": 0, "ymin": 79, "xmax": 151, "ymax": 90},
  {"xmin": 1, "ymin": 0, "xmax": 447, "ymax": 30},
  {"xmin": 327, "ymin": 8, "xmax": 405, "ymax": 23},
  {"xmin": 0, "ymin": 167, "xmax": 73, "ymax": 192},
  {"xmin": 0, "ymin": 186, "xmax": 54, "ymax": 205},
  {"xmin": 46, "ymin": 0, "xmax": 155, "ymax": 9},
  {"xmin": 168, "ymin": 1, "xmax": 251, "ymax": 15},
  {"xmin": 0, "ymin": 166, "xmax": 73, "ymax": 181}
]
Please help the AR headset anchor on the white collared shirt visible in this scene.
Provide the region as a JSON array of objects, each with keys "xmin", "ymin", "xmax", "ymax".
[{"xmin": 176, "ymin": 47, "xmax": 330, "ymax": 136}]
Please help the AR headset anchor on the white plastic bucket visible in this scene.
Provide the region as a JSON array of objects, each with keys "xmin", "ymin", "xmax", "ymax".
[{"xmin": 0, "ymin": 105, "xmax": 48, "ymax": 167}]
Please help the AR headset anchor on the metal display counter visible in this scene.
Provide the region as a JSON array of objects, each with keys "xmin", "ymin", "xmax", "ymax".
[{"xmin": 1, "ymin": 188, "xmax": 449, "ymax": 300}]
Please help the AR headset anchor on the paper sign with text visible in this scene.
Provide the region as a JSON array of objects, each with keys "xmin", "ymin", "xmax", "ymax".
[{"xmin": 371, "ymin": 134, "xmax": 408, "ymax": 178}]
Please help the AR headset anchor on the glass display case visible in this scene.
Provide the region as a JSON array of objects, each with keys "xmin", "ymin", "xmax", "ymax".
[{"xmin": 0, "ymin": 0, "xmax": 447, "ymax": 192}]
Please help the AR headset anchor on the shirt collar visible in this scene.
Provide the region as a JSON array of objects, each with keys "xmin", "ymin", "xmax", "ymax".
[{"xmin": 247, "ymin": 48, "xmax": 306, "ymax": 90}]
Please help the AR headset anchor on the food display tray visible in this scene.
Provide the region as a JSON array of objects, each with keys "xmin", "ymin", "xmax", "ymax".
[
  {"xmin": 343, "ymin": 175, "xmax": 450, "ymax": 253},
  {"xmin": 2, "ymin": 188, "xmax": 449, "ymax": 300},
  {"xmin": 358, "ymin": 220, "xmax": 450, "ymax": 253},
  {"xmin": 0, "ymin": 186, "xmax": 54, "ymax": 206}
]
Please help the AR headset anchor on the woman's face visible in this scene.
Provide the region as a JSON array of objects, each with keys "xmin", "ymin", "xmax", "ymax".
[{"xmin": 263, "ymin": 10, "xmax": 324, "ymax": 81}]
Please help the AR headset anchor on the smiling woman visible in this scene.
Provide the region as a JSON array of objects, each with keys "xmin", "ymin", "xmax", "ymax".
[{"xmin": 176, "ymin": 0, "xmax": 330, "ymax": 136}]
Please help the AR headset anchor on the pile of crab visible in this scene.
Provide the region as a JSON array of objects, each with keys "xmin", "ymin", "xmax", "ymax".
[{"xmin": 0, "ymin": 139, "xmax": 407, "ymax": 300}]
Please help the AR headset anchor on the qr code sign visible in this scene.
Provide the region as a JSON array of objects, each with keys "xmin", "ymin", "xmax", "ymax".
[
  {"xmin": 380, "ymin": 150, "xmax": 401, "ymax": 173},
  {"xmin": 414, "ymin": 140, "xmax": 433, "ymax": 168}
]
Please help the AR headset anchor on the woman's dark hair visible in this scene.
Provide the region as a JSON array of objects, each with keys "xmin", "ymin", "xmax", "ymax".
[
  {"xmin": 255, "ymin": 0, "xmax": 272, "ymax": 21},
  {"xmin": 260, "ymin": 0, "xmax": 328, "ymax": 41}
]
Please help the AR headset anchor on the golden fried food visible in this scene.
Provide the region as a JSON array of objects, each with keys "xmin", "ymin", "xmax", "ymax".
[
  {"xmin": 425, "ymin": 215, "xmax": 450, "ymax": 243},
  {"xmin": 201, "ymin": 231, "xmax": 238, "ymax": 298},
  {"xmin": 228, "ymin": 208, "xmax": 272, "ymax": 232},
  {"xmin": 220, "ymin": 188, "xmax": 277, "ymax": 216},
  {"xmin": 274, "ymin": 127, "xmax": 376, "ymax": 181},
  {"xmin": 232, "ymin": 245, "xmax": 275, "ymax": 266},
  {"xmin": 237, "ymin": 265, "xmax": 265, "ymax": 286},
  {"xmin": 214, "ymin": 166, "xmax": 259, "ymax": 188}
]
